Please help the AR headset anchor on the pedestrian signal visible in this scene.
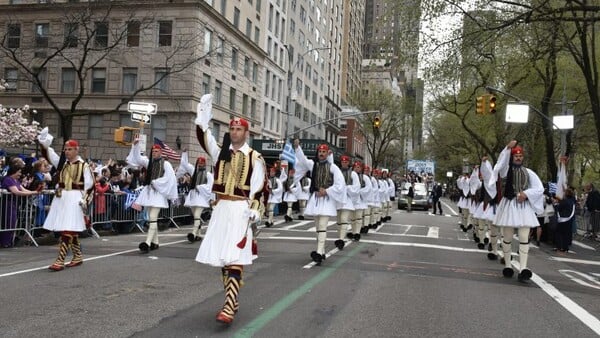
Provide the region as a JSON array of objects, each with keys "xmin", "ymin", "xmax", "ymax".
[
  {"xmin": 373, "ymin": 116, "xmax": 381, "ymax": 129},
  {"xmin": 476, "ymin": 95, "xmax": 486, "ymax": 115}
]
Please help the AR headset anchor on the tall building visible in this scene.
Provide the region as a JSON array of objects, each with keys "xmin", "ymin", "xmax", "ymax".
[
  {"xmin": 340, "ymin": 0, "xmax": 366, "ymax": 104},
  {"xmin": 362, "ymin": 0, "xmax": 423, "ymax": 160},
  {"xmin": 0, "ymin": 0, "xmax": 266, "ymax": 162}
]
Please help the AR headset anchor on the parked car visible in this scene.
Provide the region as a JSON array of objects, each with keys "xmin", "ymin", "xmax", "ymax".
[{"xmin": 397, "ymin": 182, "xmax": 431, "ymax": 210}]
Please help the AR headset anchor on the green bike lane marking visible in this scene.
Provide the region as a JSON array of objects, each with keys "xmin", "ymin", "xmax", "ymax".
[{"xmin": 233, "ymin": 242, "xmax": 366, "ymax": 337}]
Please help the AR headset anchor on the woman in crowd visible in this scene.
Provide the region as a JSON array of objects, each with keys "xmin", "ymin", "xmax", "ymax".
[
  {"xmin": 0, "ymin": 162, "xmax": 38, "ymax": 248},
  {"xmin": 554, "ymin": 188, "xmax": 577, "ymax": 253}
]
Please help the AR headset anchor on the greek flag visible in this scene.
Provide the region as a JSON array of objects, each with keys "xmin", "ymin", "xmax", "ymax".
[
  {"xmin": 125, "ymin": 191, "xmax": 140, "ymax": 209},
  {"xmin": 548, "ymin": 182, "xmax": 557, "ymax": 195},
  {"xmin": 280, "ymin": 140, "xmax": 296, "ymax": 166}
]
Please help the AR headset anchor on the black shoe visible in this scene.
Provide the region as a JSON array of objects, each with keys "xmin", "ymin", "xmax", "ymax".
[
  {"xmin": 334, "ymin": 239, "xmax": 345, "ymax": 250},
  {"xmin": 139, "ymin": 242, "xmax": 149, "ymax": 253},
  {"xmin": 195, "ymin": 236, "xmax": 202, "ymax": 242},
  {"xmin": 487, "ymin": 253, "xmax": 498, "ymax": 260},
  {"xmin": 353, "ymin": 234, "xmax": 361, "ymax": 242},
  {"xmin": 460, "ymin": 224, "xmax": 467, "ymax": 232},
  {"xmin": 187, "ymin": 233, "xmax": 196, "ymax": 243},
  {"xmin": 265, "ymin": 222, "xmax": 272, "ymax": 228},
  {"xmin": 284, "ymin": 215, "xmax": 293, "ymax": 222},
  {"xmin": 150, "ymin": 243, "xmax": 159, "ymax": 250},
  {"xmin": 483, "ymin": 238, "xmax": 489, "ymax": 245},
  {"xmin": 518, "ymin": 269, "xmax": 532, "ymax": 282},
  {"xmin": 474, "ymin": 235, "xmax": 480, "ymax": 243},
  {"xmin": 346, "ymin": 233, "xmax": 355, "ymax": 240},
  {"xmin": 467, "ymin": 224, "xmax": 473, "ymax": 230},
  {"xmin": 488, "ymin": 243, "xmax": 493, "ymax": 252},
  {"xmin": 503, "ymin": 267, "xmax": 514, "ymax": 278},
  {"xmin": 310, "ymin": 251, "xmax": 323, "ymax": 265},
  {"xmin": 477, "ymin": 243, "xmax": 485, "ymax": 250},
  {"xmin": 298, "ymin": 215, "xmax": 305, "ymax": 220}
]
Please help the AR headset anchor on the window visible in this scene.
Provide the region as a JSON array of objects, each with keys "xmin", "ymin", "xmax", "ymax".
[
  {"xmin": 270, "ymin": 106, "xmax": 275, "ymax": 130},
  {"xmin": 154, "ymin": 68, "xmax": 169, "ymax": 94},
  {"xmin": 263, "ymin": 103, "xmax": 269, "ymax": 127},
  {"xmin": 32, "ymin": 67, "xmax": 47, "ymax": 93},
  {"xmin": 7, "ymin": 24, "xmax": 20, "ymax": 48},
  {"xmin": 214, "ymin": 80, "xmax": 222, "ymax": 104},
  {"xmin": 122, "ymin": 68, "xmax": 137, "ymax": 94},
  {"xmin": 95, "ymin": 22, "xmax": 108, "ymax": 47},
  {"xmin": 158, "ymin": 21, "xmax": 172, "ymax": 47},
  {"xmin": 91, "ymin": 68, "xmax": 106, "ymax": 93},
  {"xmin": 88, "ymin": 115, "xmax": 103, "ymax": 139},
  {"xmin": 250, "ymin": 98, "xmax": 256, "ymax": 120},
  {"xmin": 254, "ymin": 27, "xmax": 260, "ymax": 44},
  {"xmin": 212, "ymin": 122, "xmax": 221, "ymax": 141},
  {"xmin": 252, "ymin": 62, "xmax": 258, "ymax": 82},
  {"xmin": 35, "ymin": 23, "xmax": 49, "ymax": 48},
  {"xmin": 64, "ymin": 23, "xmax": 78, "ymax": 48},
  {"xmin": 229, "ymin": 87, "xmax": 236, "ymax": 111},
  {"xmin": 264, "ymin": 70, "xmax": 270, "ymax": 97},
  {"xmin": 151, "ymin": 115, "xmax": 167, "ymax": 142},
  {"xmin": 268, "ymin": 5, "xmax": 273, "ymax": 31},
  {"xmin": 220, "ymin": 0, "xmax": 227, "ymax": 14},
  {"xmin": 61, "ymin": 68, "xmax": 76, "ymax": 93},
  {"xmin": 202, "ymin": 73, "xmax": 211, "ymax": 95},
  {"xmin": 4, "ymin": 68, "xmax": 18, "ymax": 91},
  {"xmin": 231, "ymin": 48, "xmax": 238, "ymax": 72},
  {"xmin": 244, "ymin": 57, "xmax": 250, "ymax": 78},
  {"xmin": 233, "ymin": 8, "xmax": 240, "ymax": 28},
  {"xmin": 127, "ymin": 21, "xmax": 140, "ymax": 47},
  {"xmin": 245, "ymin": 19, "xmax": 252, "ymax": 38},
  {"xmin": 242, "ymin": 94, "xmax": 249, "ymax": 116},
  {"xmin": 216, "ymin": 37, "xmax": 224, "ymax": 63},
  {"xmin": 203, "ymin": 28, "xmax": 212, "ymax": 55}
]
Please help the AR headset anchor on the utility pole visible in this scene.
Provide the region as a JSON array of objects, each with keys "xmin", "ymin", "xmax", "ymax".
[{"xmin": 555, "ymin": 82, "xmax": 577, "ymax": 156}]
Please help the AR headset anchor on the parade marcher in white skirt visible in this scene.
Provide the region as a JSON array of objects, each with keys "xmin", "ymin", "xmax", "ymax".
[
  {"xmin": 37, "ymin": 129, "xmax": 94, "ymax": 271},
  {"xmin": 348, "ymin": 161, "xmax": 370, "ymax": 241},
  {"xmin": 468, "ymin": 166, "xmax": 483, "ymax": 243},
  {"xmin": 335, "ymin": 155, "xmax": 359, "ymax": 250},
  {"xmin": 476, "ymin": 157, "xmax": 501, "ymax": 258},
  {"xmin": 178, "ymin": 152, "xmax": 214, "ymax": 243},
  {"xmin": 283, "ymin": 168, "xmax": 301, "ymax": 222},
  {"xmin": 490, "ymin": 140, "xmax": 544, "ymax": 282},
  {"xmin": 194, "ymin": 94, "xmax": 266, "ymax": 324},
  {"xmin": 361, "ymin": 165, "xmax": 376, "ymax": 233},
  {"xmin": 369, "ymin": 168, "xmax": 383, "ymax": 229},
  {"xmin": 265, "ymin": 166, "xmax": 283, "ymax": 227},
  {"xmin": 293, "ymin": 141, "xmax": 345, "ymax": 265},
  {"xmin": 296, "ymin": 173, "xmax": 311, "ymax": 220},
  {"xmin": 383, "ymin": 169, "xmax": 395, "ymax": 222},
  {"xmin": 457, "ymin": 172, "xmax": 472, "ymax": 231},
  {"xmin": 127, "ymin": 141, "xmax": 178, "ymax": 253},
  {"xmin": 375, "ymin": 169, "xmax": 389, "ymax": 227}
]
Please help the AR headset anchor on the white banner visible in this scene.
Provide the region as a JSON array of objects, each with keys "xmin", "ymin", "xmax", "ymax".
[{"xmin": 407, "ymin": 160, "xmax": 435, "ymax": 174}]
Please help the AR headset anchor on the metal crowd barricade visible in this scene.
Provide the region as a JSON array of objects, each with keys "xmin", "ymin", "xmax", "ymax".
[
  {"xmin": 159, "ymin": 192, "xmax": 192, "ymax": 229},
  {"xmin": 0, "ymin": 190, "xmax": 38, "ymax": 247},
  {"xmin": 89, "ymin": 192, "xmax": 145, "ymax": 233}
]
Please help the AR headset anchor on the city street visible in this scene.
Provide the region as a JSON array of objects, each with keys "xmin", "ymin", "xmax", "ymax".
[{"xmin": 1, "ymin": 200, "xmax": 599, "ymax": 337}]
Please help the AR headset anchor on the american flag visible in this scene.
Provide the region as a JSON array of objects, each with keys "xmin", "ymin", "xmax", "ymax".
[{"xmin": 154, "ymin": 137, "xmax": 181, "ymax": 161}]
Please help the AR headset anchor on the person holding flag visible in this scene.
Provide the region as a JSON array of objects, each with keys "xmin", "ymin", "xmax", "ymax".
[
  {"xmin": 37, "ymin": 128, "xmax": 94, "ymax": 271},
  {"xmin": 177, "ymin": 152, "xmax": 214, "ymax": 243},
  {"xmin": 126, "ymin": 138, "xmax": 178, "ymax": 253},
  {"xmin": 194, "ymin": 93, "xmax": 266, "ymax": 325}
]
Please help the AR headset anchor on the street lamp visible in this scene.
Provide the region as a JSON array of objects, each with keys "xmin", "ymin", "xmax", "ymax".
[{"xmin": 283, "ymin": 45, "xmax": 331, "ymax": 142}]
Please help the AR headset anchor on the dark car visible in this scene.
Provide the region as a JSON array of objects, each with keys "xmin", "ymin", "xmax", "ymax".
[{"xmin": 397, "ymin": 182, "xmax": 431, "ymax": 210}]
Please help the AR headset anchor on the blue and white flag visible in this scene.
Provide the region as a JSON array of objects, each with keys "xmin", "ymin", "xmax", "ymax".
[
  {"xmin": 548, "ymin": 182, "xmax": 557, "ymax": 195},
  {"xmin": 125, "ymin": 191, "xmax": 140, "ymax": 209},
  {"xmin": 280, "ymin": 140, "xmax": 296, "ymax": 166}
]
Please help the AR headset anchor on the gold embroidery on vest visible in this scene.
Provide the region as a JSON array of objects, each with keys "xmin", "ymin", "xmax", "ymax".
[
  {"xmin": 215, "ymin": 151, "xmax": 251, "ymax": 196},
  {"xmin": 60, "ymin": 161, "xmax": 84, "ymax": 190}
]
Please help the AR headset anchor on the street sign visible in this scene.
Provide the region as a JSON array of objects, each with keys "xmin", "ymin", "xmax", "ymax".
[
  {"xmin": 128, "ymin": 101, "xmax": 157, "ymax": 115},
  {"xmin": 131, "ymin": 112, "xmax": 151, "ymax": 123}
]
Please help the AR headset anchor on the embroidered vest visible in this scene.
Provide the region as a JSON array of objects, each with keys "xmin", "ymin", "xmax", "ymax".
[
  {"xmin": 59, "ymin": 161, "xmax": 86, "ymax": 190},
  {"xmin": 212, "ymin": 149, "xmax": 257, "ymax": 198},
  {"xmin": 342, "ymin": 168, "xmax": 353, "ymax": 185},
  {"xmin": 310, "ymin": 161, "xmax": 333, "ymax": 193}
]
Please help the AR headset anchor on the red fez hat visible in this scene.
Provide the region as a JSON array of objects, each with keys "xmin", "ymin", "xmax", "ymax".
[
  {"xmin": 373, "ymin": 169, "xmax": 380, "ymax": 175},
  {"xmin": 197, "ymin": 156, "xmax": 206, "ymax": 165},
  {"xmin": 65, "ymin": 139, "xmax": 79, "ymax": 148},
  {"xmin": 511, "ymin": 146, "xmax": 524, "ymax": 155},
  {"xmin": 340, "ymin": 155, "xmax": 350, "ymax": 162},
  {"xmin": 230, "ymin": 117, "xmax": 249, "ymax": 130},
  {"xmin": 152, "ymin": 144, "xmax": 162, "ymax": 150},
  {"xmin": 317, "ymin": 144, "xmax": 329, "ymax": 151},
  {"xmin": 364, "ymin": 165, "xmax": 371, "ymax": 171},
  {"xmin": 353, "ymin": 161, "xmax": 362, "ymax": 167}
]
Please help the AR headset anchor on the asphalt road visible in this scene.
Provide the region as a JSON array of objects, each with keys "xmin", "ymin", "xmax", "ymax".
[{"xmin": 0, "ymin": 199, "xmax": 599, "ymax": 337}]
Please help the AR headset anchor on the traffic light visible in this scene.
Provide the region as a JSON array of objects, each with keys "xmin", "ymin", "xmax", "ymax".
[
  {"xmin": 488, "ymin": 94, "xmax": 497, "ymax": 114},
  {"xmin": 476, "ymin": 95, "xmax": 486, "ymax": 115},
  {"xmin": 373, "ymin": 116, "xmax": 381, "ymax": 129},
  {"xmin": 114, "ymin": 127, "xmax": 139, "ymax": 145}
]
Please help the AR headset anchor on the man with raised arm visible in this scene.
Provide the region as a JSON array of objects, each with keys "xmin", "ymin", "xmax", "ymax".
[
  {"xmin": 194, "ymin": 94, "xmax": 266, "ymax": 325},
  {"xmin": 491, "ymin": 140, "xmax": 544, "ymax": 282}
]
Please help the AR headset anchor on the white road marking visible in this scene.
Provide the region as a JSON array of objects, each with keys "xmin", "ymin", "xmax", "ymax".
[
  {"xmin": 427, "ymin": 226, "xmax": 439, "ymax": 238},
  {"xmin": 549, "ymin": 257, "xmax": 600, "ymax": 266},
  {"xmin": 511, "ymin": 261, "xmax": 600, "ymax": 336},
  {"xmin": 559, "ymin": 270, "xmax": 600, "ymax": 290},
  {"xmin": 571, "ymin": 240, "xmax": 596, "ymax": 251}
]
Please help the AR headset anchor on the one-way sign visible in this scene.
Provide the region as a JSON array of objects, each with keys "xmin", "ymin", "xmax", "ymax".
[{"xmin": 131, "ymin": 112, "xmax": 151, "ymax": 123}]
